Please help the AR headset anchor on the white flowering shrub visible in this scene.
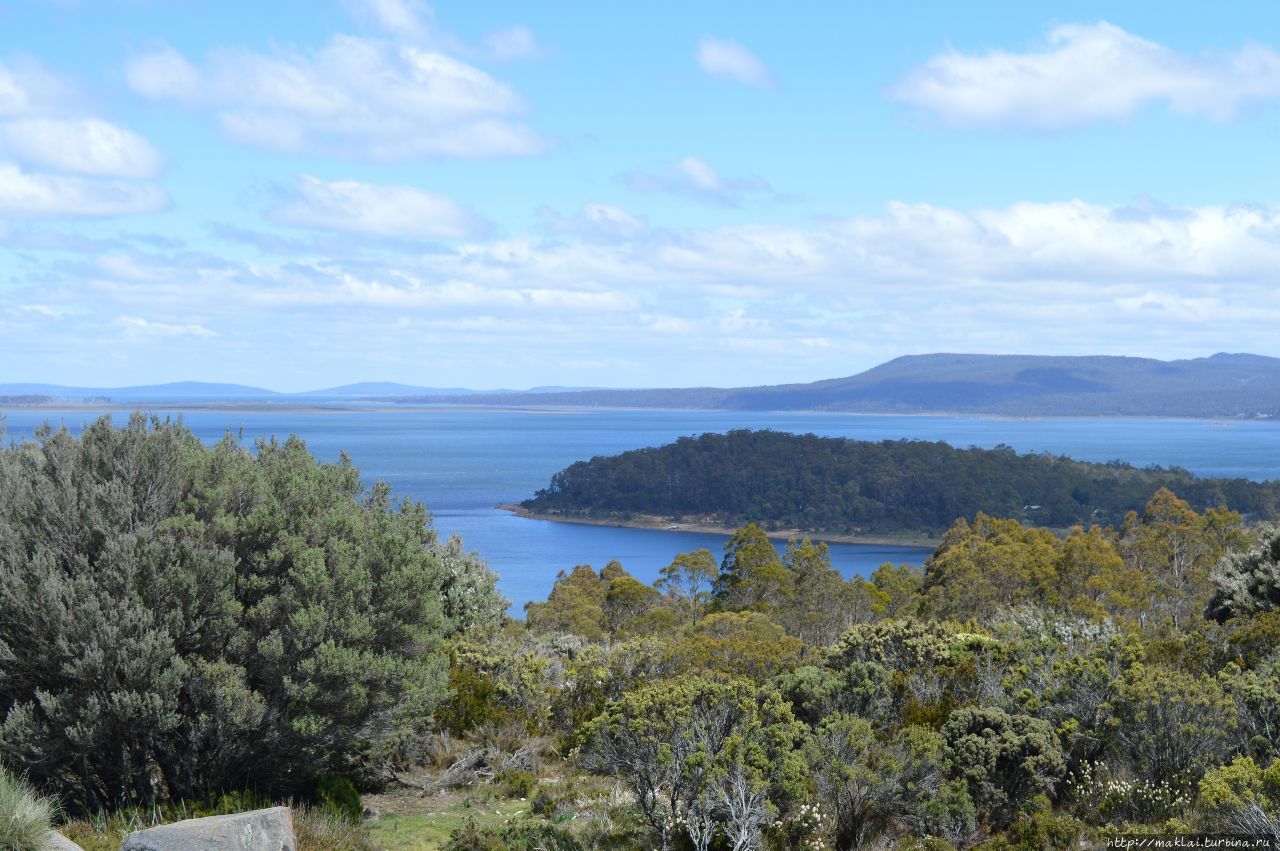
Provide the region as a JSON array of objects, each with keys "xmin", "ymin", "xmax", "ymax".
[{"xmin": 1067, "ymin": 760, "xmax": 1191, "ymax": 824}]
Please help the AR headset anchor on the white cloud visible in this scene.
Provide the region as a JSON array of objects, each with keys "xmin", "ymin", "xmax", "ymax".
[
  {"xmin": 344, "ymin": 0, "xmax": 432, "ymax": 41},
  {"xmin": 18, "ymin": 195, "xmax": 1280, "ymax": 386},
  {"xmin": 540, "ymin": 202, "xmax": 646, "ymax": 242},
  {"xmin": 484, "ymin": 26, "xmax": 543, "ymax": 61},
  {"xmin": 696, "ymin": 37, "xmax": 776, "ymax": 89},
  {"xmin": 124, "ymin": 47, "xmax": 203, "ymax": 103},
  {"xmin": 0, "ymin": 56, "xmax": 167, "ymax": 216},
  {"xmin": 270, "ymin": 174, "xmax": 488, "ymax": 240},
  {"xmin": 892, "ymin": 22, "xmax": 1280, "ymax": 128},
  {"xmin": 0, "ymin": 164, "xmax": 169, "ymax": 217},
  {"xmin": 0, "ymin": 118, "xmax": 162, "ymax": 177},
  {"xmin": 626, "ymin": 156, "xmax": 775, "ymax": 207},
  {"xmin": 0, "ymin": 58, "xmax": 74, "ymax": 118},
  {"xmin": 116, "ymin": 316, "xmax": 217, "ymax": 339},
  {"xmin": 125, "ymin": 37, "xmax": 546, "ymax": 160}
]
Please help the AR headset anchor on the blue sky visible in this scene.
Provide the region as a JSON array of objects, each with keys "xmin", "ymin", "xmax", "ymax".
[{"xmin": 3, "ymin": 1, "xmax": 1280, "ymax": 390}]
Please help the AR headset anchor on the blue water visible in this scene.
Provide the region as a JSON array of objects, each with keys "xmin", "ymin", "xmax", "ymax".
[{"xmin": 4, "ymin": 407, "xmax": 1278, "ymax": 611}]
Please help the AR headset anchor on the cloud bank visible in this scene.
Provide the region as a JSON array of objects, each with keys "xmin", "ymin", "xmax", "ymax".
[{"xmin": 892, "ymin": 22, "xmax": 1280, "ymax": 127}]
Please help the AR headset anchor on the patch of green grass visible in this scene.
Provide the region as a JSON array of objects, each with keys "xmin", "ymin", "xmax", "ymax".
[{"xmin": 370, "ymin": 799, "xmax": 528, "ymax": 851}]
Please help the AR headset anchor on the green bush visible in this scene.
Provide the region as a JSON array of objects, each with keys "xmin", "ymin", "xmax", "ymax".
[
  {"xmin": 495, "ymin": 768, "xmax": 537, "ymax": 799},
  {"xmin": 0, "ymin": 416, "xmax": 502, "ymax": 811},
  {"xmin": 444, "ymin": 817, "xmax": 583, "ymax": 851},
  {"xmin": 0, "ymin": 765, "xmax": 57, "ymax": 851},
  {"xmin": 312, "ymin": 774, "xmax": 362, "ymax": 823}
]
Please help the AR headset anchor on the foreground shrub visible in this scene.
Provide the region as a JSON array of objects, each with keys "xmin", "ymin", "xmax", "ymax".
[
  {"xmin": 0, "ymin": 416, "xmax": 500, "ymax": 811},
  {"xmin": 312, "ymin": 774, "xmax": 362, "ymax": 823},
  {"xmin": 0, "ymin": 764, "xmax": 56, "ymax": 851},
  {"xmin": 444, "ymin": 818, "xmax": 583, "ymax": 851}
]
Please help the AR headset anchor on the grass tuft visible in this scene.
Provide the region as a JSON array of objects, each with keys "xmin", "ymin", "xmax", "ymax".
[{"xmin": 0, "ymin": 764, "xmax": 58, "ymax": 851}]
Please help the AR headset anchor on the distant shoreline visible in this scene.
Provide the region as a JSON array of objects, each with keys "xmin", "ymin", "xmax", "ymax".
[
  {"xmin": 1, "ymin": 401, "xmax": 1274, "ymax": 424},
  {"xmin": 498, "ymin": 503, "xmax": 940, "ymax": 549}
]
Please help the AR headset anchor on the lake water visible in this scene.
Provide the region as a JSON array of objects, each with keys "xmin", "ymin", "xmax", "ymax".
[{"xmin": 4, "ymin": 407, "xmax": 1279, "ymax": 611}]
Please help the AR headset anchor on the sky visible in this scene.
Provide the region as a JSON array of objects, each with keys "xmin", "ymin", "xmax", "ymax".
[{"xmin": 4, "ymin": 1, "xmax": 1280, "ymax": 391}]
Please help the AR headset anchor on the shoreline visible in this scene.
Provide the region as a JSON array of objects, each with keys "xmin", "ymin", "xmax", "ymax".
[
  {"xmin": 498, "ymin": 504, "xmax": 940, "ymax": 549},
  {"xmin": 1, "ymin": 401, "xmax": 1274, "ymax": 424}
]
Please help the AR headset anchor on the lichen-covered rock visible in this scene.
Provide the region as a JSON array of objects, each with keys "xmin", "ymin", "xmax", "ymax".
[
  {"xmin": 120, "ymin": 807, "xmax": 295, "ymax": 851},
  {"xmin": 45, "ymin": 831, "xmax": 86, "ymax": 851}
]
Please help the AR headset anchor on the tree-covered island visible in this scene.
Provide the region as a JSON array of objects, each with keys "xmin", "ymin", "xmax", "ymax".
[{"xmin": 520, "ymin": 429, "xmax": 1280, "ymax": 539}]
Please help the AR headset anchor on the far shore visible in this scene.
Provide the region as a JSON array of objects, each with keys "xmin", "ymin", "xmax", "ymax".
[
  {"xmin": 1, "ymin": 400, "xmax": 1275, "ymax": 423},
  {"xmin": 498, "ymin": 503, "xmax": 940, "ymax": 549},
  {"xmin": 5, "ymin": 399, "xmax": 1274, "ymax": 422}
]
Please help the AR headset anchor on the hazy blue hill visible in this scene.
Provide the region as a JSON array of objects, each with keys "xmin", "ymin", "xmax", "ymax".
[
  {"xmin": 398, "ymin": 353, "xmax": 1280, "ymax": 419},
  {"xmin": 299, "ymin": 382, "xmax": 490, "ymax": 397},
  {"xmin": 0, "ymin": 381, "xmax": 282, "ymax": 400}
]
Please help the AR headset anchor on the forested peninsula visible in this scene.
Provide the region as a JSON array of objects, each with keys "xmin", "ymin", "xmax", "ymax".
[{"xmin": 521, "ymin": 429, "xmax": 1280, "ymax": 537}]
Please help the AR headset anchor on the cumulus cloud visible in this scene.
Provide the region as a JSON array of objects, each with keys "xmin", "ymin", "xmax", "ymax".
[
  {"xmin": 125, "ymin": 37, "xmax": 546, "ymax": 159},
  {"xmin": 0, "ymin": 118, "xmax": 162, "ymax": 177},
  {"xmin": 625, "ymin": 156, "xmax": 776, "ymax": 207},
  {"xmin": 270, "ymin": 174, "xmax": 488, "ymax": 240},
  {"xmin": 123, "ymin": 47, "xmax": 202, "ymax": 103},
  {"xmin": 16, "ymin": 195, "xmax": 1280, "ymax": 386},
  {"xmin": 117, "ymin": 316, "xmax": 217, "ymax": 339},
  {"xmin": 0, "ymin": 56, "xmax": 166, "ymax": 217},
  {"xmin": 892, "ymin": 22, "xmax": 1280, "ymax": 128},
  {"xmin": 0, "ymin": 164, "xmax": 169, "ymax": 217},
  {"xmin": 697, "ymin": 37, "xmax": 776, "ymax": 89}
]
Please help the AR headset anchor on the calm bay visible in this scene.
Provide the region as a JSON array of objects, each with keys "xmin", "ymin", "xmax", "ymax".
[{"xmin": 4, "ymin": 407, "xmax": 1278, "ymax": 611}]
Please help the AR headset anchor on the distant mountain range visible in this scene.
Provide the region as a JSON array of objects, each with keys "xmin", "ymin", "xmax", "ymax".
[
  {"xmin": 5, "ymin": 354, "xmax": 1279, "ymax": 418},
  {"xmin": 0, "ymin": 380, "xmax": 607, "ymax": 403},
  {"xmin": 398, "ymin": 353, "xmax": 1280, "ymax": 419}
]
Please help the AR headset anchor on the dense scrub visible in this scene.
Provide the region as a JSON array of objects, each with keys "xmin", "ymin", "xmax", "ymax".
[
  {"xmin": 0, "ymin": 415, "xmax": 504, "ymax": 813},
  {"xmin": 522, "ymin": 429, "xmax": 1280, "ymax": 534},
  {"xmin": 447, "ymin": 492, "xmax": 1280, "ymax": 848},
  {"xmin": 5, "ymin": 418, "xmax": 1280, "ymax": 849}
]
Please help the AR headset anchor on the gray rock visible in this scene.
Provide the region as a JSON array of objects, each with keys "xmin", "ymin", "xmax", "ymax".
[
  {"xmin": 120, "ymin": 806, "xmax": 295, "ymax": 851},
  {"xmin": 45, "ymin": 831, "xmax": 86, "ymax": 851}
]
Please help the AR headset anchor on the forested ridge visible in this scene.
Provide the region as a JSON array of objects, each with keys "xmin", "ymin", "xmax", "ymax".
[
  {"xmin": 4, "ymin": 418, "xmax": 1280, "ymax": 850},
  {"xmin": 523, "ymin": 429, "xmax": 1280, "ymax": 535}
]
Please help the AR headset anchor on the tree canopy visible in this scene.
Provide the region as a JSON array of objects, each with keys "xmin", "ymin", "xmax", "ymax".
[{"xmin": 522, "ymin": 429, "xmax": 1279, "ymax": 535}]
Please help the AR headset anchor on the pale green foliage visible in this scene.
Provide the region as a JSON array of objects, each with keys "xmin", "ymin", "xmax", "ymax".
[
  {"xmin": 583, "ymin": 677, "xmax": 805, "ymax": 851},
  {"xmin": 714, "ymin": 523, "xmax": 792, "ymax": 612},
  {"xmin": 657, "ymin": 549, "xmax": 717, "ymax": 623},
  {"xmin": 831, "ymin": 619, "xmax": 959, "ymax": 672},
  {"xmin": 1110, "ymin": 665, "xmax": 1237, "ymax": 782},
  {"xmin": 1208, "ymin": 524, "xmax": 1280, "ymax": 622},
  {"xmin": 804, "ymin": 713, "xmax": 947, "ymax": 848},
  {"xmin": 0, "ymin": 416, "xmax": 484, "ymax": 810},
  {"xmin": 0, "ymin": 764, "xmax": 57, "ymax": 851},
  {"xmin": 435, "ymin": 534, "xmax": 507, "ymax": 638}
]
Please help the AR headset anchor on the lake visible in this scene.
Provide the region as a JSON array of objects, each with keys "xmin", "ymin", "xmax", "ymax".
[{"xmin": 4, "ymin": 407, "xmax": 1279, "ymax": 611}]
